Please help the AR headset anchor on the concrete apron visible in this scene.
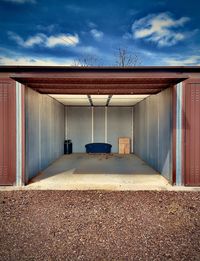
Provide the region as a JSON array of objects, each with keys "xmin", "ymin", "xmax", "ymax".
[
  {"xmin": 0, "ymin": 178, "xmax": 200, "ymax": 192},
  {"xmin": 1, "ymin": 154, "xmax": 200, "ymax": 191},
  {"xmin": 25, "ymin": 154, "xmax": 172, "ymax": 191},
  {"xmin": 26, "ymin": 173, "xmax": 171, "ymax": 191}
]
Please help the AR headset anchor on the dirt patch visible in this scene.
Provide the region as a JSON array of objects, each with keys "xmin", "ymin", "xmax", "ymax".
[{"xmin": 0, "ymin": 191, "xmax": 199, "ymax": 261}]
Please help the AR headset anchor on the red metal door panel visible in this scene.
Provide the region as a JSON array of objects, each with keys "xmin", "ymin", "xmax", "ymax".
[
  {"xmin": 185, "ymin": 81, "xmax": 200, "ymax": 186},
  {"xmin": 0, "ymin": 79, "xmax": 16, "ymax": 185}
]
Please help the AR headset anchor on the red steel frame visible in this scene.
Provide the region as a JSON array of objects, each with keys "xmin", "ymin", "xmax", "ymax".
[
  {"xmin": 0, "ymin": 78, "xmax": 16, "ymax": 185},
  {"xmin": 184, "ymin": 79, "xmax": 200, "ymax": 186},
  {"xmin": 1, "ymin": 66, "xmax": 200, "ymax": 186}
]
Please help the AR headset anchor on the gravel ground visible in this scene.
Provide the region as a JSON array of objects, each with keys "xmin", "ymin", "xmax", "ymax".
[{"xmin": 0, "ymin": 191, "xmax": 200, "ymax": 261}]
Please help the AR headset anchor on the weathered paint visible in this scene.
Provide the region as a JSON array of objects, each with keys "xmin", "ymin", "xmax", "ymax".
[
  {"xmin": 25, "ymin": 87, "xmax": 65, "ymax": 181},
  {"xmin": 185, "ymin": 79, "xmax": 200, "ymax": 186},
  {"xmin": 0, "ymin": 78, "xmax": 16, "ymax": 185},
  {"xmin": 134, "ymin": 87, "xmax": 172, "ymax": 181}
]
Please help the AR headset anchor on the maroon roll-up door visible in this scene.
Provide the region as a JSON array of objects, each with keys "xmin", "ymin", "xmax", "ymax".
[
  {"xmin": 0, "ymin": 78, "xmax": 16, "ymax": 185},
  {"xmin": 185, "ymin": 80, "xmax": 200, "ymax": 186}
]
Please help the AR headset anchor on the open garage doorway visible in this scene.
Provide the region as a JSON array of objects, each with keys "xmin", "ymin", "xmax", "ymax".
[{"xmin": 11, "ymin": 67, "xmax": 187, "ymax": 189}]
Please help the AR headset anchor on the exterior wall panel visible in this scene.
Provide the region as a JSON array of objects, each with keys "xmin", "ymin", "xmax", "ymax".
[
  {"xmin": 147, "ymin": 95, "xmax": 159, "ymax": 170},
  {"xmin": 134, "ymin": 87, "xmax": 172, "ymax": 181},
  {"xmin": 107, "ymin": 107, "xmax": 132, "ymax": 153},
  {"xmin": 65, "ymin": 106, "xmax": 133, "ymax": 153},
  {"xmin": 0, "ymin": 79, "xmax": 16, "ymax": 185},
  {"xmin": 185, "ymin": 80, "xmax": 200, "ymax": 185},
  {"xmin": 94, "ymin": 107, "xmax": 105, "ymax": 142},
  {"xmin": 25, "ymin": 87, "xmax": 65, "ymax": 181},
  {"xmin": 67, "ymin": 107, "xmax": 92, "ymax": 152},
  {"xmin": 158, "ymin": 88, "xmax": 172, "ymax": 179}
]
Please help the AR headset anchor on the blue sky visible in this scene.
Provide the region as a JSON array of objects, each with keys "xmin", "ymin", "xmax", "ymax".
[{"xmin": 0, "ymin": 0, "xmax": 200, "ymax": 65}]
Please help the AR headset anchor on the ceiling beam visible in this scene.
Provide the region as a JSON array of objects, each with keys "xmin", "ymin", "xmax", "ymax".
[
  {"xmin": 27, "ymin": 83, "xmax": 170, "ymax": 89},
  {"xmin": 37, "ymin": 88, "xmax": 162, "ymax": 95},
  {"xmin": 12, "ymin": 76, "xmax": 187, "ymax": 85},
  {"xmin": 106, "ymin": 95, "xmax": 112, "ymax": 106},
  {"xmin": 11, "ymin": 72, "xmax": 189, "ymax": 79},
  {"xmin": 87, "ymin": 95, "xmax": 93, "ymax": 106}
]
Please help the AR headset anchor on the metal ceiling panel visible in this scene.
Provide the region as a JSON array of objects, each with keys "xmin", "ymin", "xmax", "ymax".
[
  {"xmin": 49, "ymin": 94, "xmax": 90, "ymax": 106},
  {"xmin": 91, "ymin": 95, "xmax": 108, "ymax": 106}
]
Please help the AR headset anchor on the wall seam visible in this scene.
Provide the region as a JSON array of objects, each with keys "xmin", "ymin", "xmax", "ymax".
[
  {"xmin": 16, "ymin": 81, "xmax": 22, "ymax": 186},
  {"xmin": 65, "ymin": 106, "xmax": 68, "ymax": 140},
  {"xmin": 92, "ymin": 107, "xmax": 94, "ymax": 142},
  {"xmin": 176, "ymin": 82, "xmax": 183, "ymax": 185},
  {"xmin": 105, "ymin": 107, "xmax": 107, "ymax": 143},
  {"xmin": 157, "ymin": 95, "xmax": 160, "ymax": 171},
  {"xmin": 131, "ymin": 107, "xmax": 134, "ymax": 153}
]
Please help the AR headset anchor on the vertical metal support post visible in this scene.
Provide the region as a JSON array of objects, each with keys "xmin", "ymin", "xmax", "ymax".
[
  {"xmin": 16, "ymin": 81, "xmax": 23, "ymax": 186},
  {"xmin": 157, "ymin": 96, "xmax": 160, "ymax": 171},
  {"xmin": 105, "ymin": 107, "xmax": 108, "ymax": 143},
  {"xmin": 65, "ymin": 106, "xmax": 68, "ymax": 140},
  {"xmin": 131, "ymin": 107, "xmax": 134, "ymax": 153},
  {"xmin": 91, "ymin": 106, "xmax": 94, "ymax": 143},
  {"xmin": 176, "ymin": 82, "xmax": 183, "ymax": 185}
]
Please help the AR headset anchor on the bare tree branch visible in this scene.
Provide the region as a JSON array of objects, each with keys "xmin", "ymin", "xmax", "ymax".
[
  {"xmin": 73, "ymin": 54, "xmax": 101, "ymax": 66},
  {"xmin": 73, "ymin": 47, "xmax": 142, "ymax": 67},
  {"xmin": 115, "ymin": 47, "xmax": 142, "ymax": 66}
]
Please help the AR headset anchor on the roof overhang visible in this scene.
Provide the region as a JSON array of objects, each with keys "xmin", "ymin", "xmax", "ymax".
[{"xmin": 10, "ymin": 69, "xmax": 188, "ymax": 95}]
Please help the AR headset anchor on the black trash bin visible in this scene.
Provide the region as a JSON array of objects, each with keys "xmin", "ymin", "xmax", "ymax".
[{"xmin": 64, "ymin": 140, "xmax": 72, "ymax": 154}]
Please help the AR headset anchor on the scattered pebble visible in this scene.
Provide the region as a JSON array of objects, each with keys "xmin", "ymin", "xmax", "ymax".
[{"xmin": 0, "ymin": 191, "xmax": 199, "ymax": 261}]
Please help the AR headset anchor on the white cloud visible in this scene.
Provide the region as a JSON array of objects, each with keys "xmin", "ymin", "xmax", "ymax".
[
  {"xmin": 132, "ymin": 12, "xmax": 190, "ymax": 46},
  {"xmin": 0, "ymin": 55, "xmax": 75, "ymax": 66},
  {"xmin": 8, "ymin": 31, "xmax": 79, "ymax": 48},
  {"xmin": 1, "ymin": 0, "xmax": 36, "ymax": 4},
  {"xmin": 90, "ymin": 29, "xmax": 104, "ymax": 41},
  {"xmin": 46, "ymin": 34, "xmax": 79, "ymax": 47},
  {"xmin": 163, "ymin": 56, "xmax": 200, "ymax": 66}
]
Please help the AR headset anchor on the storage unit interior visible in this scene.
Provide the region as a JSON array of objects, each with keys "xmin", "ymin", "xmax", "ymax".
[{"xmin": 13, "ymin": 69, "xmax": 186, "ymax": 186}]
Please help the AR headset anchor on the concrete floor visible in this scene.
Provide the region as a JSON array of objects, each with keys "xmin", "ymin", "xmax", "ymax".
[{"xmin": 27, "ymin": 154, "xmax": 171, "ymax": 190}]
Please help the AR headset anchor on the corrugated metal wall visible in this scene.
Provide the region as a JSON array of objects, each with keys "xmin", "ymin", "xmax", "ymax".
[
  {"xmin": 65, "ymin": 106, "xmax": 133, "ymax": 153},
  {"xmin": 185, "ymin": 81, "xmax": 200, "ymax": 185},
  {"xmin": 67, "ymin": 107, "xmax": 92, "ymax": 153},
  {"xmin": 25, "ymin": 87, "xmax": 65, "ymax": 181},
  {"xmin": 134, "ymin": 87, "xmax": 172, "ymax": 180},
  {"xmin": 0, "ymin": 79, "xmax": 16, "ymax": 185},
  {"xmin": 107, "ymin": 107, "xmax": 132, "ymax": 152},
  {"xmin": 94, "ymin": 107, "xmax": 105, "ymax": 142}
]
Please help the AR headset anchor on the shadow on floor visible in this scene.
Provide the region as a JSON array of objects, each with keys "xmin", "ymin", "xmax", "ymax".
[{"xmin": 29, "ymin": 153, "xmax": 159, "ymax": 182}]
